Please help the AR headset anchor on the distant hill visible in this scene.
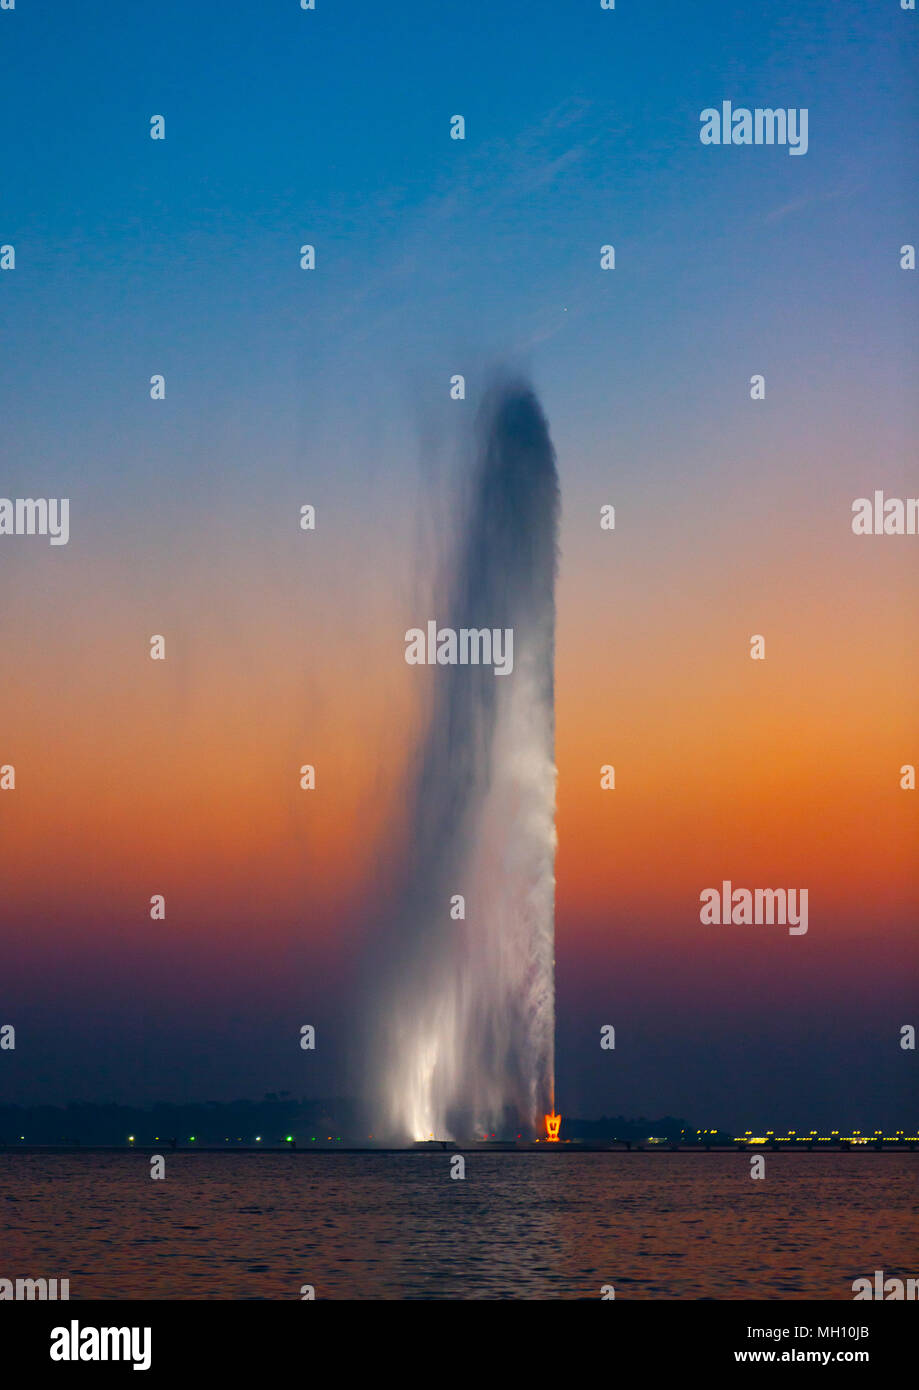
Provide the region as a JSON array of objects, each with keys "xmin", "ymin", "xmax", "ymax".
[
  {"xmin": 0, "ymin": 1097, "xmax": 364, "ymax": 1147},
  {"xmin": 0, "ymin": 1100, "xmax": 724, "ymax": 1146}
]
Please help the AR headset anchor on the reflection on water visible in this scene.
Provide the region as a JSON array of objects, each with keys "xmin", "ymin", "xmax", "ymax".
[{"xmin": 3, "ymin": 1153, "xmax": 915, "ymax": 1300}]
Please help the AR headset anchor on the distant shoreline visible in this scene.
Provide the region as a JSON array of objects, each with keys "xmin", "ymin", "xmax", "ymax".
[{"xmin": 3, "ymin": 1143, "xmax": 917, "ymax": 1156}]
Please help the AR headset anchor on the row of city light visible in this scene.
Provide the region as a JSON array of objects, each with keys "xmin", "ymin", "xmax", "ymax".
[
  {"xmin": 125, "ymin": 1135, "xmax": 345, "ymax": 1143},
  {"xmin": 735, "ymin": 1130, "xmax": 919, "ymax": 1143},
  {"xmin": 683, "ymin": 1128, "xmax": 918, "ymax": 1139}
]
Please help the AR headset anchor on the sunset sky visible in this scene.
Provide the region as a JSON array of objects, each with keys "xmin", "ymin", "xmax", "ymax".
[{"xmin": 1, "ymin": 0, "xmax": 916, "ymax": 1130}]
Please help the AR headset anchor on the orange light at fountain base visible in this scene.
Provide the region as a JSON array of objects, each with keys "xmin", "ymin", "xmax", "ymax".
[{"xmin": 545, "ymin": 1112, "xmax": 561, "ymax": 1142}]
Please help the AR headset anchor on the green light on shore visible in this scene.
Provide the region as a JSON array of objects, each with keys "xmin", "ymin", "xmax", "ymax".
[
  {"xmin": 286, "ymin": 1135, "xmax": 293, "ymax": 1142},
  {"xmin": 189, "ymin": 1136, "xmax": 196, "ymax": 1142}
]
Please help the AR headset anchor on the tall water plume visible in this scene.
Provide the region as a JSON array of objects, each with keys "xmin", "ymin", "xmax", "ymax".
[{"xmin": 375, "ymin": 377, "xmax": 559, "ymax": 1141}]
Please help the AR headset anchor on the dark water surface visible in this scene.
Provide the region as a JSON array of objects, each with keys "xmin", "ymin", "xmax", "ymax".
[{"xmin": 2, "ymin": 1153, "xmax": 915, "ymax": 1299}]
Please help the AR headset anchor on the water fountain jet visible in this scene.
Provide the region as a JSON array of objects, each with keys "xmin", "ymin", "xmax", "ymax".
[{"xmin": 375, "ymin": 376, "xmax": 559, "ymax": 1142}]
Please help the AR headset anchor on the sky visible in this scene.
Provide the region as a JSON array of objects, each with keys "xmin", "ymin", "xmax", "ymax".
[{"xmin": 1, "ymin": 0, "xmax": 917, "ymax": 1132}]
